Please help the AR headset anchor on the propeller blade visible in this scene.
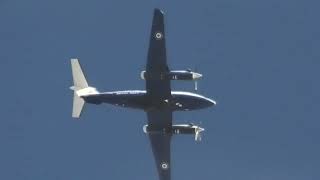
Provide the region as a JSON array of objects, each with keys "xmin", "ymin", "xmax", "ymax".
[
  {"xmin": 195, "ymin": 81, "xmax": 198, "ymax": 91},
  {"xmin": 195, "ymin": 131, "xmax": 202, "ymax": 141},
  {"xmin": 194, "ymin": 65, "xmax": 199, "ymax": 91},
  {"xmin": 194, "ymin": 126, "xmax": 204, "ymax": 141},
  {"xmin": 195, "ymin": 132, "xmax": 199, "ymax": 141}
]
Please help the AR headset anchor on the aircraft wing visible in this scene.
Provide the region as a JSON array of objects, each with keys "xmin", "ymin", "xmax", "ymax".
[
  {"xmin": 147, "ymin": 109, "xmax": 172, "ymax": 180},
  {"xmin": 146, "ymin": 9, "xmax": 173, "ymax": 180},
  {"xmin": 145, "ymin": 8, "xmax": 171, "ymax": 100}
]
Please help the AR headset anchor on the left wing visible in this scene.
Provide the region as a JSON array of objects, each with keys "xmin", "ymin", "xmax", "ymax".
[
  {"xmin": 145, "ymin": 8, "xmax": 171, "ymax": 100},
  {"xmin": 147, "ymin": 109, "xmax": 172, "ymax": 180}
]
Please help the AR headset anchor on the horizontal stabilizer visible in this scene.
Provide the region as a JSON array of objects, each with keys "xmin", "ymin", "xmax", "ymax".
[
  {"xmin": 70, "ymin": 58, "xmax": 92, "ymax": 118},
  {"xmin": 72, "ymin": 92, "xmax": 85, "ymax": 118},
  {"xmin": 71, "ymin": 58, "xmax": 88, "ymax": 89}
]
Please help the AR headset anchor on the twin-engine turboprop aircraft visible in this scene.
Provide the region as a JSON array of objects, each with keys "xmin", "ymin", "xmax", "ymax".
[{"xmin": 70, "ymin": 8, "xmax": 216, "ymax": 180}]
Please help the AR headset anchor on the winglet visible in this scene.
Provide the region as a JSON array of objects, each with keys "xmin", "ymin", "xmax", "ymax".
[{"xmin": 154, "ymin": 8, "xmax": 164, "ymax": 16}]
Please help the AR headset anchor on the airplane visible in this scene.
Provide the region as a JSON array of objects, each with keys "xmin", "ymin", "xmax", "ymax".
[{"xmin": 70, "ymin": 8, "xmax": 216, "ymax": 180}]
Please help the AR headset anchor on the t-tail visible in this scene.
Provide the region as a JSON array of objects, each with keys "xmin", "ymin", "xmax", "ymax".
[{"xmin": 70, "ymin": 58, "xmax": 99, "ymax": 118}]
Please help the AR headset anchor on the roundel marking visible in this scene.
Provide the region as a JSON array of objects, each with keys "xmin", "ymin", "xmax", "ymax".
[
  {"xmin": 155, "ymin": 32, "xmax": 163, "ymax": 40},
  {"xmin": 161, "ymin": 162, "xmax": 169, "ymax": 170}
]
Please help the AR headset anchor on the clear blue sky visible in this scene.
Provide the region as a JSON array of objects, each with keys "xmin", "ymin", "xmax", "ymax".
[{"xmin": 0, "ymin": 0, "xmax": 319, "ymax": 179}]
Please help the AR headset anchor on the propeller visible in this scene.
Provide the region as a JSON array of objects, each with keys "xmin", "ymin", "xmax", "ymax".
[
  {"xmin": 193, "ymin": 65, "xmax": 203, "ymax": 91},
  {"xmin": 195, "ymin": 80, "xmax": 198, "ymax": 91},
  {"xmin": 194, "ymin": 125, "xmax": 205, "ymax": 141},
  {"xmin": 194, "ymin": 66, "xmax": 198, "ymax": 91}
]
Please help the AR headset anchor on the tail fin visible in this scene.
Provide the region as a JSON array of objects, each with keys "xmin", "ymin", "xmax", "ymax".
[{"xmin": 70, "ymin": 58, "xmax": 99, "ymax": 118}]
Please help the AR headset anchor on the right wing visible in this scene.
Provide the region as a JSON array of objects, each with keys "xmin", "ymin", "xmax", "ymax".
[
  {"xmin": 145, "ymin": 8, "xmax": 171, "ymax": 100},
  {"xmin": 147, "ymin": 109, "xmax": 172, "ymax": 180}
]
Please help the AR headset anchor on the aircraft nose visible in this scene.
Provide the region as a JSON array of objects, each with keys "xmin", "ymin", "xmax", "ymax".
[{"xmin": 206, "ymin": 98, "xmax": 216, "ymax": 107}]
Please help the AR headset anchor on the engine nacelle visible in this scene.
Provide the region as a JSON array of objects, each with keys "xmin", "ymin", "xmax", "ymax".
[
  {"xmin": 143, "ymin": 123, "xmax": 204, "ymax": 141},
  {"xmin": 140, "ymin": 70, "xmax": 202, "ymax": 81}
]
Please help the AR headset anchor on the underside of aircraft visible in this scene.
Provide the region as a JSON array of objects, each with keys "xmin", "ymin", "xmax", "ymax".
[{"xmin": 70, "ymin": 8, "xmax": 216, "ymax": 180}]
